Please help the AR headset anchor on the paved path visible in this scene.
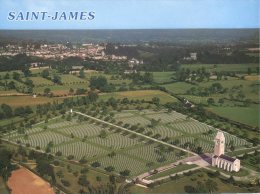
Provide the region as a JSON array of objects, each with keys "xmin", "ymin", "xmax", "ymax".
[{"xmin": 73, "ymin": 111, "xmax": 197, "ymax": 156}]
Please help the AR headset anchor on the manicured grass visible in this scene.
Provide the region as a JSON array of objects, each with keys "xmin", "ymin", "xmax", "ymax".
[
  {"xmin": 238, "ymin": 152, "xmax": 260, "ymax": 172},
  {"xmin": 99, "ymin": 90, "xmax": 179, "ymax": 104},
  {"xmin": 227, "ymin": 146, "xmax": 260, "ymax": 157},
  {"xmin": 147, "ymin": 164, "xmax": 197, "ymax": 180},
  {"xmin": 209, "ymin": 166, "xmax": 249, "ymax": 177},
  {"xmin": 127, "ymin": 170, "xmax": 253, "ymax": 193},
  {"xmin": 181, "ymin": 63, "xmax": 259, "ymax": 73},
  {"xmin": 53, "ymin": 162, "xmax": 110, "ymax": 193},
  {"xmin": 207, "ymin": 105, "xmax": 260, "ymax": 127}
]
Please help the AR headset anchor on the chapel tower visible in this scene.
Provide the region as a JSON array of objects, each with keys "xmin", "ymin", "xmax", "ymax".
[{"xmin": 214, "ymin": 131, "xmax": 225, "ymax": 156}]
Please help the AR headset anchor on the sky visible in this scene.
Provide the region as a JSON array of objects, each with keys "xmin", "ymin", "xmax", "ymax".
[{"xmin": 0, "ymin": 0, "xmax": 259, "ymax": 29}]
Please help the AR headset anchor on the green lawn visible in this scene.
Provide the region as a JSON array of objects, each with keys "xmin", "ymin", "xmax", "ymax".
[
  {"xmin": 147, "ymin": 164, "xmax": 197, "ymax": 180},
  {"xmin": 128, "ymin": 170, "xmax": 253, "ymax": 193}
]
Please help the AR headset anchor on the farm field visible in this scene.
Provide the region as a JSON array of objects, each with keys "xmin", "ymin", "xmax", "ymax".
[
  {"xmin": 33, "ymin": 83, "xmax": 89, "ymax": 95},
  {"xmin": 99, "ymin": 90, "xmax": 179, "ymax": 104},
  {"xmin": 180, "ymin": 63, "xmax": 259, "ymax": 73},
  {"xmin": 7, "ymin": 167, "xmax": 55, "ymax": 194},
  {"xmin": 0, "ymin": 90, "xmax": 26, "ymax": 96},
  {"xmin": 198, "ymin": 79, "xmax": 259, "ymax": 102},
  {"xmin": 3, "ymin": 109, "xmax": 252, "ymax": 177},
  {"xmin": 0, "ymin": 95, "xmax": 63, "ymax": 107},
  {"xmin": 162, "ymin": 82, "xmax": 195, "ymax": 94},
  {"xmin": 59, "ymin": 74, "xmax": 87, "ymax": 84},
  {"xmin": 152, "ymin": 71, "xmax": 175, "ymax": 83},
  {"xmin": 207, "ymin": 105, "xmax": 260, "ymax": 127},
  {"xmin": 22, "ymin": 77, "xmax": 53, "ymax": 86}
]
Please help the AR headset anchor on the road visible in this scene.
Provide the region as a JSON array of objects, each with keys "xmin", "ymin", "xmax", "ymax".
[{"xmin": 73, "ymin": 110, "xmax": 197, "ymax": 156}]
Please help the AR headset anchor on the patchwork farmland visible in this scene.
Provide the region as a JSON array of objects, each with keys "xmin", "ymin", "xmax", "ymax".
[{"xmin": 3, "ymin": 109, "xmax": 252, "ymax": 176}]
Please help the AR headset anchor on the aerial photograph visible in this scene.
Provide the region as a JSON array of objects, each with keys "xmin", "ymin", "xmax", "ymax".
[{"xmin": 0, "ymin": 0, "xmax": 259, "ymax": 194}]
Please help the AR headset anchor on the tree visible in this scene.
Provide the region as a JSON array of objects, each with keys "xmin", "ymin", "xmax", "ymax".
[
  {"xmin": 79, "ymin": 69, "xmax": 85, "ymax": 78},
  {"xmin": 120, "ymin": 169, "xmax": 130, "ymax": 177},
  {"xmin": 69, "ymin": 88, "xmax": 74, "ymax": 94},
  {"xmin": 22, "ymin": 65, "xmax": 31, "ymax": 77},
  {"xmin": 146, "ymin": 162, "xmax": 154, "ymax": 168},
  {"xmin": 108, "ymin": 151, "xmax": 116, "ymax": 158},
  {"xmin": 36, "ymin": 157, "xmax": 56, "ymax": 183},
  {"xmin": 99, "ymin": 130, "xmax": 108, "ymax": 138},
  {"xmin": 78, "ymin": 175, "xmax": 89, "ymax": 187},
  {"xmin": 218, "ymin": 98, "xmax": 224, "ymax": 105},
  {"xmin": 152, "ymin": 97, "xmax": 160, "ymax": 106},
  {"xmin": 247, "ymin": 67, "xmax": 252, "ymax": 75},
  {"xmin": 90, "ymin": 76, "xmax": 108, "ymax": 91},
  {"xmin": 53, "ymin": 75, "xmax": 62, "ymax": 85},
  {"xmin": 88, "ymin": 91, "xmax": 98, "ymax": 102},
  {"xmin": 143, "ymin": 72, "xmax": 154, "ymax": 83},
  {"xmin": 44, "ymin": 88, "xmax": 51, "ymax": 96},
  {"xmin": 105, "ymin": 166, "xmax": 115, "ymax": 172},
  {"xmin": 0, "ymin": 148, "xmax": 14, "ymax": 180},
  {"xmin": 194, "ymin": 181, "xmax": 208, "ymax": 193},
  {"xmin": 91, "ymin": 161, "xmax": 101, "ymax": 168},
  {"xmin": 79, "ymin": 157, "xmax": 87, "ymax": 164},
  {"xmin": 196, "ymin": 146, "xmax": 203, "ymax": 154},
  {"xmin": 207, "ymin": 98, "xmax": 215, "ymax": 105},
  {"xmin": 12, "ymin": 72, "xmax": 20, "ymax": 80},
  {"xmin": 41, "ymin": 69, "xmax": 49, "ymax": 78},
  {"xmin": 109, "ymin": 175, "xmax": 116, "ymax": 184},
  {"xmin": 205, "ymin": 179, "xmax": 218, "ymax": 193},
  {"xmin": 1, "ymin": 104, "xmax": 13, "ymax": 118}
]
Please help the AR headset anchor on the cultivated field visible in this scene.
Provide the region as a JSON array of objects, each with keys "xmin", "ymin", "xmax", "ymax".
[
  {"xmin": 180, "ymin": 63, "xmax": 259, "ymax": 73},
  {"xmin": 22, "ymin": 77, "xmax": 53, "ymax": 86},
  {"xmin": 99, "ymin": 90, "xmax": 179, "ymax": 104}
]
